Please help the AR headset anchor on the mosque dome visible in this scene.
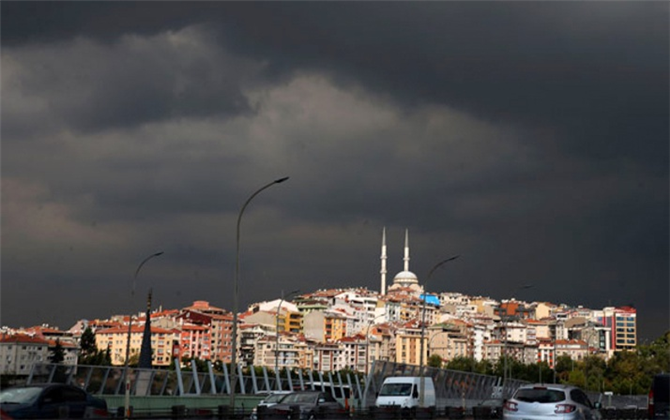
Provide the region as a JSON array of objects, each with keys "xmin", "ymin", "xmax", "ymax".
[{"xmin": 393, "ymin": 270, "xmax": 419, "ymax": 285}]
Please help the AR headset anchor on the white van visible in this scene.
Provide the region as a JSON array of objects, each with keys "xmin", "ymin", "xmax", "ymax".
[{"xmin": 375, "ymin": 376, "xmax": 436, "ymax": 409}]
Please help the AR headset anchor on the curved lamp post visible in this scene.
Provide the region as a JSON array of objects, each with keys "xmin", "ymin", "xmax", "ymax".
[
  {"xmin": 419, "ymin": 255, "xmax": 460, "ymax": 407},
  {"xmin": 124, "ymin": 251, "xmax": 164, "ymax": 419},
  {"xmin": 361, "ymin": 311, "xmax": 387, "ymax": 408},
  {"xmin": 427, "ymin": 330, "xmax": 450, "ymax": 362},
  {"xmin": 275, "ymin": 289, "xmax": 300, "ymax": 382},
  {"xmin": 365, "ymin": 312, "xmax": 387, "ymax": 375},
  {"xmin": 231, "ymin": 177, "xmax": 289, "ymax": 411},
  {"xmin": 501, "ymin": 284, "xmax": 533, "ymax": 398}
]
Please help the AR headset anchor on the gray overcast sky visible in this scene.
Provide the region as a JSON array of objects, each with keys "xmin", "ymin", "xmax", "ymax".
[{"xmin": 1, "ymin": 2, "xmax": 668, "ymax": 341}]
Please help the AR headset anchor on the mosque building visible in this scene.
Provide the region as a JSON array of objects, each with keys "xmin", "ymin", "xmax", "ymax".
[{"xmin": 380, "ymin": 227, "xmax": 424, "ymax": 295}]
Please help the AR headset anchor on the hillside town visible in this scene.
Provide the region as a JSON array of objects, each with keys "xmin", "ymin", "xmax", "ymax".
[{"xmin": 1, "ymin": 230, "xmax": 636, "ymax": 377}]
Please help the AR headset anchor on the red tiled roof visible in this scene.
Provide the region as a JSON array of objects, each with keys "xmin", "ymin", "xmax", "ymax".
[{"xmin": 0, "ymin": 333, "xmax": 49, "ymax": 345}]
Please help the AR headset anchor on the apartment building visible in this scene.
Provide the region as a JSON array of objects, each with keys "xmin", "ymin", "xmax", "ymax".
[
  {"xmin": 0, "ymin": 334, "xmax": 50, "ymax": 375},
  {"xmin": 303, "ymin": 310, "xmax": 347, "ymax": 342},
  {"xmin": 94, "ymin": 325, "xmax": 176, "ymax": 366},
  {"xmin": 427, "ymin": 324, "xmax": 469, "ymax": 362},
  {"xmin": 394, "ymin": 321, "xmax": 424, "ymax": 365},
  {"xmin": 594, "ymin": 306, "xmax": 637, "ymax": 352},
  {"xmin": 337, "ymin": 335, "xmax": 367, "ymax": 372}
]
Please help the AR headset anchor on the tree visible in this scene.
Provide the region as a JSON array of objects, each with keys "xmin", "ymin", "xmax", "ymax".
[
  {"xmin": 554, "ymin": 355, "xmax": 573, "ymax": 383},
  {"xmin": 79, "ymin": 327, "xmax": 97, "ymax": 357},
  {"xmin": 427, "ymin": 354, "xmax": 443, "ymax": 368},
  {"xmin": 444, "ymin": 356, "xmax": 474, "ymax": 372},
  {"xmin": 49, "ymin": 339, "xmax": 65, "ymax": 364}
]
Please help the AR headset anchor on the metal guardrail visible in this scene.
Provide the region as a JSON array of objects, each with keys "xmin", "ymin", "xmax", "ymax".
[
  {"xmin": 26, "ymin": 361, "xmax": 649, "ymax": 415},
  {"xmin": 362, "ymin": 360, "xmax": 527, "ymax": 408},
  {"xmin": 27, "ymin": 362, "xmax": 366, "ymax": 400}
]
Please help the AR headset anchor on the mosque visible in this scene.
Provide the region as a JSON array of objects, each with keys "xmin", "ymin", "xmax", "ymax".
[{"xmin": 380, "ymin": 227, "xmax": 424, "ymax": 295}]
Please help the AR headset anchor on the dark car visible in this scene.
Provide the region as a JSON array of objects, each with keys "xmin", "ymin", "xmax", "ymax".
[
  {"xmin": 0, "ymin": 383, "xmax": 108, "ymax": 419},
  {"xmin": 474, "ymin": 398, "xmax": 504, "ymax": 419},
  {"xmin": 269, "ymin": 391, "xmax": 344, "ymax": 420},
  {"xmin": 649, "ymin": 374, "xmax": 670, "ymax": 419}
]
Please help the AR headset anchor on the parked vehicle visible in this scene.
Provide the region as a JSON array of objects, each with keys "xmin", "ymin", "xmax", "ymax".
[
  {"xmin": 649, "ymin": 374, "xmax": 670, "ymax": 419},
  {"xmin": 250, "ymin": 391, "xmax": 292, "ymax": 420},
  {"xmin": 269, "ymin": 391, "xmax": 344, "ymax": 420},
  {"xmin": 0, "ymin": 383, "xmax": 108, "ymax": 419},
  {"xmin": 474, "ymin": 398, "xmax": 504, "ymax": 419},
  {"xmin": 502, "ymin": 383, "xmax": 601, "ymax": 420},
  {"xmin": 375, "ymin": 376, "xmax": 436, "ymax": 409}
]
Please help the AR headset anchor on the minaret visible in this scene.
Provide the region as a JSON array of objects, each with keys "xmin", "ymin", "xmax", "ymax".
[
  {"xmin": 403, "ymin": 229, "xmax": 410, "ymax": 271},
  {"xmin": 380, "ymin": 227, "xmax": 387, "ymax": 294}
]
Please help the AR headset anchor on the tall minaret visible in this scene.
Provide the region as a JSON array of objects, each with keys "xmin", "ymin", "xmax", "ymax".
[
  {"xmin": 380, "ymin": 227, "xmax": 387, "ymax": 294},
  {"xmin": 403, "ymin": 229, "xmax": 410, "ymax": 271}
]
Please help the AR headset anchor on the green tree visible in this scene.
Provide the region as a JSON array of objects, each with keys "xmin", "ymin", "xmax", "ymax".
[
  {"xmin": 444, "ymin": 356, "xmax": 475, "ymax": 372},
  {"xmin": 49, "ymin": 339, "xmax": 65, "ymax": 364},
  {"xmin": 554, "ymin": 355, "xmax": 573, "ymax": 383},
  {"xmin": 78, "ymin": 327, "xmax": 111, "ymax": 365},
  {"xmin": 427, "ymin": 354, "xmax": 443, "ymax": 368},
  {"xmin": 79, "ymin": 327, "xmax": 97, "ymax": 357}
]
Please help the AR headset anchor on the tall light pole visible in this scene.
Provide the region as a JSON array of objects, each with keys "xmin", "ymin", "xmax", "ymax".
[
  {"xmin": 420, "ymin": 255, "xmax": 460, "ymax": 408},
  {"xmin": 501, "ymin": 284, "xmax": 533, "ymax": 399},
  {"xmin": 124, "ymin": 251, "xmax": 164, "ymax": 420},
  {"xmin": 427, "ymin": 330, "xmax": 450, "ymax": 363},
  {"xmin": 275, "ymin": 289, "xmax": 299, "ymax": 381},
  {"xmin": 231, "ymin": 177, "xmax": 289, "ymax": 411},
  {"xmin": 365, "ymin": 312, "xmax": 387, "ymax": 376}
]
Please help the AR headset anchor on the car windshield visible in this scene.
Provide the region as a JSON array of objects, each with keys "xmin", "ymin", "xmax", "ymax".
[
  {"xmin": 264, "ymin": 394, "xmax": 288, "ymax": 404},
  {"xmin": 281, "ymin": 393, "xmax": 318, "ymax": 404},
  {"xmin": 0, "ymin": 387, "xmax": 43, "ymax": 404},
  {"xmin": 514, "ymin": 388, "xmax": 565, "ymax": 403},
  {"xmin": 379, "ymin": 383, "xmax": 413, "ymax": 396}
]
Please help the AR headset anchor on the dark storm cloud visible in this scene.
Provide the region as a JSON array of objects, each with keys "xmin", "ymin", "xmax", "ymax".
[
  {"xmin": 3, "ymin": 25, "xmax": 262, "ymax": 136},
  {"xmin": 5, "ymin": 2, "xmax": 667, "ymax": 162},
  {"xmin": 1, "ymin": 2, "xmax": 667, "ymax": 340}
]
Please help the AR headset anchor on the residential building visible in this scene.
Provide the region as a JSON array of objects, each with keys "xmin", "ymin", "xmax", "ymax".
[
  {"xmin": 594, "ymin": 306, "xmax": 637, "ymax": 352},
  {"xmin": 94, "ymin": 325, "xmax": 176, "ymax": 367},
  {"xmin": 0, "ymin": 334, "xmax": 50, "ymax": 375}
]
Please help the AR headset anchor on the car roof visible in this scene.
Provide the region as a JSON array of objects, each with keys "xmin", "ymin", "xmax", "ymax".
[{"xmin": 516, "ymin": 383, "xmax": 584, "ymax": 391}]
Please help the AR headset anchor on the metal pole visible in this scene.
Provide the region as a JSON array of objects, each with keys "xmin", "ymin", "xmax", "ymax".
[
  {"xmin": 420, "ymin": 255, "xmax": 459, "ymax": 407},
  {"xmin": 275, "ymin": 289, "xmax": 299, "ymax": 382},
  {"xmin": 124, "ymin": 251, "xmax": 163, "ymax": 420},
  {"xmin": 501, "ymin": 284, "xmax": 533, "ymax": 398},
  {"xmin": 231, "ymin": 177, "xmax": 289, "ymax": 411},
  {"xmin": 365, "ymin": 312, "xmax": 387, "ymax": 375}
]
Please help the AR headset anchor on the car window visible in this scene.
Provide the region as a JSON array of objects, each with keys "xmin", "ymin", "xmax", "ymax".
[
  {"xmin": 0, "ymin": 387, "xmax": 43, "ymax": 404},
  {"xmin": 282, "ymin": 393, "xmax": 317, "ymax": 404},
  {"xmin": 379, "ymin": 383, "xmax": 413, "ymax": 396},
  {"xmin": 61, "ymin": 387, "xmax": 87, "ymax": 402},
  {"xmin": 652, "ymin": 375, "xmax": 670, "ymax": 403},
  {"xmin": 264, "ymin": 393, "xmax": 288, "ymax": 404},
  {"xmin": 570, "ymin": 389, "xmax": 591, "ymax": 407},
  {"xmin": 42, "ymin": 388, "xmax": 64, "ymax": 404},
  {"xmin": 514, "ymin": 388, "xmax": 565, "ymax": 403}
]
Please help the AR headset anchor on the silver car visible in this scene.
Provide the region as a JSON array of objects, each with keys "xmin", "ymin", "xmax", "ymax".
[{"xmin": 503, "ymin": 384, "xmax": 601, "ymax": 420}]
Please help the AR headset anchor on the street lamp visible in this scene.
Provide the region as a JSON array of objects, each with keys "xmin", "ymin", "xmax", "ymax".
[
  {"xmin": 365, "ymin": 312, "xmax": 387, "ymax": 375},
  {"xmin": 501, "ymin": 284, "xmax": 533, "ymax": 398},
  {"xmin": 419, "ymin": 255, "xmax": 460, "ymax": 407},
  {"xmin": 427, "ymin": 329, "xmax": 450, "ymax": 363},
  {"xmin": 124, "ymin": 251, "xmax": 164, "ymax": 420},
  {"xmin": 275, "ymin": 289, "xmax": 300, "ymax": 382},
  {"xmin": 231, "ymin": 177, "xmax": 289, "ymax": 411}
]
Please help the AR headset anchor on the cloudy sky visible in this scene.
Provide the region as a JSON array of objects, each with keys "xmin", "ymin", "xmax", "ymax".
[{"xmin": 2, "ymin": 2, "xmax": 668, "ymax": 341}]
